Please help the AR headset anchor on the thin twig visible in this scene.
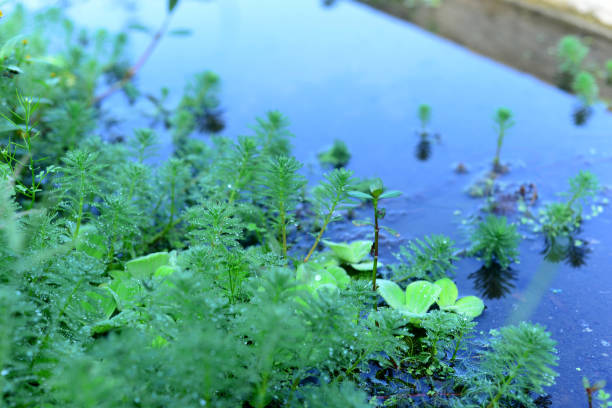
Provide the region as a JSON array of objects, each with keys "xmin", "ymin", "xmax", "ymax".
[{"xmin": 94, "ymin": 13, "xmax": 174, "ymax": 104}]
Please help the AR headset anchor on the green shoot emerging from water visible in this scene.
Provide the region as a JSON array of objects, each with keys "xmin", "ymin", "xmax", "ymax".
[
  {"xmin": 349, "ymin": 178, "xmax": 401, "ymax": 294},
  {"xmin": 541, "ymin": 170, "xmax": 599, "ymax": 239},
  {"xmin": 572, "ymin": 71, "xmax": 599, "ymax": 106},
  {"xmin": 304, "ymin": 168, "xmax": 356, "ymax": 262},
  {"xmin": 470, "ymin": 215, "xmax": 520, "ymax": 269},
  {"xmin": 492, "ymin": 107, "xmax": 514, "ymax": 173},
  {"xmin": 418, "ymin": 103, "xmax": 432, "ymax": 134}
]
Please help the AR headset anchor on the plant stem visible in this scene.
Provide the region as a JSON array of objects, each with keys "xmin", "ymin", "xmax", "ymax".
[
  {"xmin": 372, "ymin": 198, "xmax": 379, "ymax": 307},
  {"xmin": 303, "ymin": 206, "xmax": 335, "ymax": 263},
  {"xmin": 94, "ymin": 13, "xmax": 173, "ymax": 104},
  {"xmin": 493, "ymin": 128, "xmax": 504, "ymax": 170},
  {"xmin": 280, "ymin": 204, "xmax": 287, "ymax": 258}
]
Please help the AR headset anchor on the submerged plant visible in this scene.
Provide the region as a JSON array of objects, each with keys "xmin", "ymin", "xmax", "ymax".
[
  {"xmin": 470, "ymin": 215, "xmax": 520, "ymax": 269},
  {"xmin": 317, "ymin": 139, "xmax": 351, "ymax": 168},
  {"xmin": 349, "ymin": 178, "xmax": 401, "ymax": 293},
  {"xmin": 492, "ymin": 107, "xmax": 514, "ymax": 173}
]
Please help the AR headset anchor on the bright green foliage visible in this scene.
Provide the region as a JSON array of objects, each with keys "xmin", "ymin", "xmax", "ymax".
[
  {"xmin": 541, "ymin": 170, "xmax": 599, "ymax": 239},
  {"xmin": 323, "ymin": 239, "xmax": 371, "ymax": 264},
  {"xmin": 260, "ymin": 155, "xmax": 306, "ymax": 257},
  {"xmin": 492, "ymin": 107, "xmax": 514, "ymax": 171},
  {"xmin": 377, "ymin": 279, "xmax": 441, "ymax": 318},
  {"xmin": 470, "ymin": 215, "xmax": 520, "ymax": 269},
  {"xmin": 434, "ymin": 278, "xmax": 484, "ymax": 319},
  {"xmin": 56, "ymin": 149, "xmax": 106, "ymax": 242},
  {"xmin": 606, "ymin": 59, "xmax": 612, "ymax": 85},
  {"xmin": 573, "ymin": 71, "xmax": 599, "ymax": 106},
  {"xmin": 463, "ymin": 322, "xmax": 558, "ymax": 408},
  {"xmin": 317, "ymin": 139, "xmax": 351, "ymax": 168},
  {"xmin": 253, "ymin": 110, "xmax": 294, "ymax": 157},
  {"xmin": 0, "ymin": 6, "xmax": 565, "ymax": 407},
  {"xmin": 418, "ymin": 103, "xmax": 432, "ymax": 132},
  {"xmin": 391, "ymin": 234, "xmax": 458, "ymax": 281},
  {"xmin": 305, "ymin": 169, "xmax": 356, "ymax": 262},
  {"xmin": 557, "ymin": 35, "xmax": 589, "ymax": 77},
  {"xmin": 378, "ymin": 278, "xmax": 484, "ymax": 320},
  {"xmin": 349, "ymin": 178, "xmax": 402, "ymax": 293}
]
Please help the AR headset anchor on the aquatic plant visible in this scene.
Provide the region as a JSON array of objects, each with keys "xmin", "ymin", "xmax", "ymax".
[
  {"xmin": 556, "ymin": 35, "xmax": 589, "ymax": 90},
  {"xmin": 540, "ymin": 170, "xmax": 599, "ymax": 239},
  {"xmin": 463, "ymin": 322, "xmax": 558, "ymax": 408},
  {"xmin": 391, "ymin": 234, "xmax": 459, "ymax": 282},
  {"xmin": 583, "ymin": 378, "xmax": 612, "ymax": 408},
  {"xmin": 470, "ymin": 215, "xmax": 520, "ymax": 269},
  {"xmin": 418, "ymin": 103, "xmax": 432, "ymax": 134},
  {"xmin": 260, "ymin": 155, "xmax": 306, "ymax": 258},
  {"xmin": 0, "ymin": 5, "xmax": 566, "ymax": 407},
  {"xmin": 317, "ymin": 139, "xmax": 351, "ymax": 168},
  {"xmin": 377, "ymin": 278, "xmax": 484, "ymax": 320},
  {"xmin": 492, "ymin": 107, "xmax": 515, "ymax": 172},
  {"xmin": 349, "ymin": 178, "xmax": 401, "ymax": 292},
  {"xmin": 304, "ymin": 169, "xmax": 355, "ymax": 262}
]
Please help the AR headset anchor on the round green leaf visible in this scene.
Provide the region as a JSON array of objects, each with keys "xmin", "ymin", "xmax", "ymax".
[
  {"xmin": 448, "ymin": 296, "xmax": 485, "ymax": 319},
  {"xmin": 404, "ymin": 280, "xmax": 441, "ymax": 315},
  {"xmin": 434, "ymin": 278, "xmax": 458, "ymax": 308},
  {"xmin": 377, "ymin": 279, "xmax": 406, "ymax": 311}
]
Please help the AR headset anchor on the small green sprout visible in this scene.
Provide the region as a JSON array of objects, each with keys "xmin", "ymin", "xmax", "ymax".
[
  {"xmin": 349, "ymin": 178, "xmax": 401, "ymax": 294},
  {"xmin": 470, "ymin": 215, "xmax": 520, "ymax": 270},
  {"xmin": 492, "ymin": 107, "xmax": 514, "ymax": 173},
  {"xmin": 417, "ymin": 103, "xmax": 431, "ymax": 134},
  {"xmin": 541, "ymin": 170, "xmax": 599, "ymax": 239},
  {"xmin": 572, "ymin": 71, "xmax": 599, "ymax": 106}
]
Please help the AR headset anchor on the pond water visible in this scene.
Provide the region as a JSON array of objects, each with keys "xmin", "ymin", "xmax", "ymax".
[{"xmin": 62, "ymin": 0, "xmax": 612, "ymax": 405}]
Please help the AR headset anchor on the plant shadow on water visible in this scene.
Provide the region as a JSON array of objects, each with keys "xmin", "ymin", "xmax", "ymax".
[
  {"xmin": 542, "ymin": 234, "xmax": 591, "ymax": 267},
  {"xmin": 468, "ymin": 262, "xmax": 518, "ymax": 300}
]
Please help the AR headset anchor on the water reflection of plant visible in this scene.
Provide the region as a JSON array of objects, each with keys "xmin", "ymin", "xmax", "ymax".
[
  {"xmin": 469, "ymin": 262, "xmax": 517, "ymax": 299},
  {"xmin": 542, "ymin": 234, "xmax": 590, "ymax": 267},
  {"xmin": 414, "ymin": 104, "xmax": 438, "ymax": 161}
]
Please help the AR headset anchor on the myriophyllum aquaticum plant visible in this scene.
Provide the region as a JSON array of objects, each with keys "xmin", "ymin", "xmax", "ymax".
[
  {"xmin": 304, "ymin": 168, "xmax": 356, "ymax": 263},
  {"xmin": 349, "ymin": 179, "xmax": 401, "ymax": 294},
  {"xmin": 492, "ymin": 107, "xmax": 514, "ymax": 173}
]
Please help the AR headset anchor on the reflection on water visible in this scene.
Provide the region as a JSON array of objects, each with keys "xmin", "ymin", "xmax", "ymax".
[
  {"xmin": 542, "ymin": 234, "xmax": 590, "ymax": 267},
  {"xmin": 415, "ymin": 136, "xmax": 432, "ymax": 161},
  {"xmin": 572, "ymin": 105, "xmax": 593, "ymax": 126},
  {"xmin": 468, "ymin": 262, "xmax": 518, "ymax": 300}
]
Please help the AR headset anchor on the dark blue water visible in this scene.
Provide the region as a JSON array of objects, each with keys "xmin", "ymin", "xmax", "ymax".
[{"xmin": 60, "ymin": 0, "xmax": 612, "ymax": 405}]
